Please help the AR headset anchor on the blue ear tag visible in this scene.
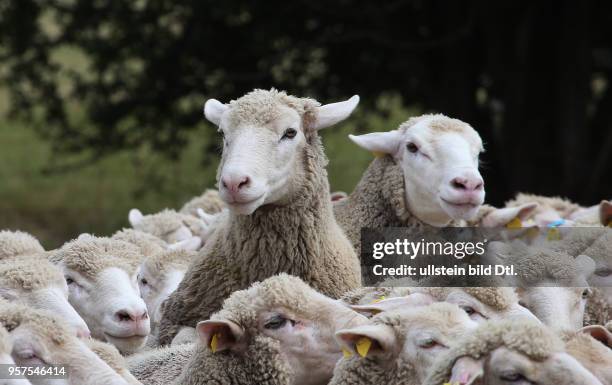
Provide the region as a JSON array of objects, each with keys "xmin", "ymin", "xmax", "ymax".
[{"xmin": 547, "ymin": 219, "xmax": 565, "ymax": 228}]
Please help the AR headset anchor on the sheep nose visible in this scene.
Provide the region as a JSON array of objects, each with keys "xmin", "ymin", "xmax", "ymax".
[
  {"xmin": 115, "ymin": 309, "xmax": 149, "ymax": 323},
  {"xmin": 221, "ymin": 174, "xmax": 250, "ymax": 193},
  {"xmin": 450, "ymin": 176, "xmax": 484, "ymax": 192}
]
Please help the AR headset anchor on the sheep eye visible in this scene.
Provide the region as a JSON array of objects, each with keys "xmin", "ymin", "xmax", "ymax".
[
  {"xmin": 264, "ymin": 315, "xmax": 288, "ymax": 329},
  {"xmin": 406, "ymin": 142, "xmax": 419, "ymax": 153},
  {"xmin": 418, "ymin": 338, "xmax": 438, "ymax": 349},
  {"xmin": 595, "ymin": 268, "xmax": 611, "ymax": 277},
  {"xmin": 66, "ymin": 277, "xmax": 75, "ymax": 285},
  {"xmin": 582, "ymin": 289, "xmax": 591, "ymax": 299},
  {"xmin": 461, "ymin": 306, "xmax": 476, "ymax": 316},
  {"xmin": 281, "ymin": 128, "xmax": 297, "ymax": 140},
  {"xmin": 140, "ymin": 277, "xmax": 148, "ymax": 286},
  {"xmin": 500, "ymin": 371, "xmax": 526, "ymax": 382}
]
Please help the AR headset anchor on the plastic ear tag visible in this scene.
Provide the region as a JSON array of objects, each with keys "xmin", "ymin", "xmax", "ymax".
[
  {"xmin": 356, "ymin": 337, "xmax": 372, "ymax": 358},
  {"xmin": 342, "ymin": 348, "xmax": 353, "ymax": 358},
  {"xmin": 506, "ymin": 217, "xmax": 522, "ymax": 229},
  {"xmin": 372, "ymin": 295, "xmax": 386, "ymax": 303},
  {"xmin": 547, "ymin": 227, "xmax": 561, "ymax": 241},
  {"xmin": 210, "ymin": 333, "xmax": 220, "ymax": 353},
  {"xmin": 372, "ymin": 151, "xmax": 386, "ymax": 158},
  {"xmin": 526, "ymin": 227, "xmax": 540, "ymax": 239}
]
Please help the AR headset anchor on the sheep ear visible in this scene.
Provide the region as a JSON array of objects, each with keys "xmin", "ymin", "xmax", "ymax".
[
  {"xmin": 168, "ymin": 236, "xmax": 202, "ymax": 252},
  {"xmin": 579, "ymin": 325, "xmax": 612, "ymax": 348},
  {"xmin": 349, "ymin": 131, "xmax": 401, "ymax": 155},
  {"xmin": 129, "ymin": 209, "xmax": 144, "ymax": 227},
  {"xmin": 197, "ymin": 320, "xmax": 244, "ymax": 353},
  {"xmin": 197, "ymin": 208, "xmax": 217, "ymax": 225},
  {"xmin": 335, "ymin": 324, "xmax": 396, "ymax": 358},
  {"xmin": 600, "ymin": 200, "xmax": 612, "ymax": 226},
  {"xmin": 349, "ymin": 293, "xmax": 434, "ymax": 316},
  {"xmin": 314, "ymin": 95, "xmax": 360, "ymax": 130},
  {"xmin": 330, "ymin": 191, "xmax": 348, "ymax": 202},
  {"xmin": 204, "ymin": 99, "xmax": 229, "ymax": 126},
  {"xmin": 480, "ymin": 203, "xmax": 538, "ymax": 228},
  {"xmin": 449, "ymin": 356, "xmax": 485, "ymax": 385},
  {"xmin": 575, "ymin": 255, "xmax": 596, "ymax": 278}
]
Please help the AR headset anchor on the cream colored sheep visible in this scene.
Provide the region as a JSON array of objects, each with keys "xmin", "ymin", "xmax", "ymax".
[
  {"xmin": 129, "ymin": 274, "xmax": 368, "ymax": 385},
  {"xmin": 0, "ymin": 230, "xmax": 44, "ymax": 260},
  {"xmin": 157, "ymin": 89, "xmax": 361, "ymax": 344}
]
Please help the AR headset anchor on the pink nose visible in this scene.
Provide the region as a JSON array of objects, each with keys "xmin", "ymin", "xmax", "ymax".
[
  {"xmin": 450, "ymin": 176, "xmax": 484, "ymax": 192},
  {"xmin": 115, "ymin": 309, "xmax": 148, "ymax": 324},
  {"xmin": 221, "ymin": 174, "xmax": 250, "ymax": 193}
]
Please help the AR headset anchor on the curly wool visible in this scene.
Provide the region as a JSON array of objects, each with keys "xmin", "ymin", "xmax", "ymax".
[
  {"xmin": 0, "ymin": 230, "xmax": 44, "ymax": 260},
  {"xmin": 417, "ymin": 287, "xmax": 518, "ymax": 311},
  {"xmin": 141, "ymin": 249, "xmax": 195, "ymax": 281},
  {"xmin": 180, "ymin": 189, "xmax": 226, "ymax": 217},
  {"xmin": 50, "ymin": 236, "xmax": 141, "ymax": 279},
  {"xmin": 112, "ymin": 229, "xmax": 167, "ymax": 257},
  {"xmin": 85, "ymin": 339, "xmax": 142, "ymax": 385},
  {"xmin": 0, "ymin": 254, "xmax": 65, "ymax": 291},
  {"xmin": 424, "ymin": 320, "xmax": 565, "ymax": 385},
  {"xmin": 157, "ymin": 90, "xmax": 360, "ymax": 344},
  {"xmin": 0, "ymin": 302, "xmax": 70, "ymax": 346},
  {"xmin": 564, "ymin": 331, "xmax": 612, "ymax": 384}
]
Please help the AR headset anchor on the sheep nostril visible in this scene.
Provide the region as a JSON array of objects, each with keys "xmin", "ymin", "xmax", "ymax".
[{"xmin": 116, "ymin": 311, "xmax": 132, "ymax": 322}]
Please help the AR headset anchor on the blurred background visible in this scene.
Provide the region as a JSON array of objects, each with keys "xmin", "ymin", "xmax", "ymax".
[{"xmin": 1, "ymin": 1, "xmax": 611, "ymax": 248}]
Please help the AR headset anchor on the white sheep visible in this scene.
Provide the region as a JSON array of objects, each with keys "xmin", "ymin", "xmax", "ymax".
[
  {"xmin": 0, "ymin": 322, "xmax": 32, "ymax": 385},
  {"xmin": 128, "ymin": 274, "xmax": 368, "ymax": 385},
  {"xmin": 424, "ymin": 319, "xmax": 604, "ymax": 385},
  {"xmin": 0, "ymin": 302, "xmax": 132, "ymax": 385},
  {"xmin": 128, "ymin": 209, "xmax": 205, "ymax": 250},
  {"xmin": 330, "ymin": 302, "xmax": 477, "ymax": 385},
  {"xmin": 333, "ymin": 114, "xmax": 538, "ymax": 253},
  {"xmin": 157, "ymin": 88, "xmax": 362, "ymax": 344},
  {"xmin": 49, "ymin": 236, "xmax": 150, "ymax": 354},
  {"xmin": 564, "ymin": 326, "xmax": 612, "ymax": 385},
  {"xmin": 0, "ymin": 248, "xmax": 90, "ymax": 338}
]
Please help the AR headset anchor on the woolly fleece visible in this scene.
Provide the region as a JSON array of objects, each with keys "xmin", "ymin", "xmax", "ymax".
[
  {"xmin": 0, "ymin": 254, "xmax": 65, "ymax": 291},
  {"xmin": 157, "ymin": 90, "xmax": 360, "ymax": 344},
  {"xmin": 131, "ymin": 209, "xmax": 205, "ymax": 241},
  {"xmin": 180, "ymin": 189, "xmax": 226, "ymax": 217},
  {"xmin": 112, "ymin": 228, "xmax": 167, "ymax": 257},
  {"xmin": 0, "ymin": 230, "xmax": 44, "ymax": 260}
]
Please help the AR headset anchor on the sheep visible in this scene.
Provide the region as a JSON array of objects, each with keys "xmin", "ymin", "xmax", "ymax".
[
  {"xmin": 0, "ymin": 252, "xmax": 90, "ymax": 338},
  {"xmin": 137, "ymin": 249, "xmax": 195, "ymax": 344},
  {"xmin": 85, "ymin": 339, "xmax": 143, "ymax": 385},
  {"xmin": 0, "ymin": 302, "xmax": 133, "ymax": 385},
  {"xmin": 128, "ymin": 274, "xmax": 368, "ymax": 385},
  {"xmin": 343, "ymin": 285, "xmax": 537, "ymax": 325},
  {"xmin": 424, "ymin": 319, "xmax": 604, "ymax": 385},
  {"xmin": 0, "ymin": 322, "xmax": 32, "ymax": 385},
  {"xmin": 49, "ymin": 236, "xmax": 151, "ymax": 354},
  {"xmin": 157, "ymin": 88, "xmax": 362, "ymax": 344},
  {"xmin": 0, "ymin": 230, "xmax": 45, "ymax": 259},
  {"xmin": 179, "ymin": 189, "xmax": 226, "ymax": 217},
  {"xmin": 128, "ymin": 209, "xmax": 205, "ymax": 250},
  {"xmin": 488, "ymin": 240, "xmax": 597, "ymax": 332},
  {"xmin": 332, "ymin": 115, "xmax": 538, "ymax": 253},
  {"xmin": 329, "ymin": 303, "xmax": 477, "ymax": 385},
  {"xmin": 563, "ymin": 328, "xmax": 612, "ymax": 385}
]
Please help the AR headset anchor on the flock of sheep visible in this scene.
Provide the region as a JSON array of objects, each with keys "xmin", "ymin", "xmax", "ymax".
[{"xmin": 0, "ymin": 88, "xmax": 611, "ymax": 385}]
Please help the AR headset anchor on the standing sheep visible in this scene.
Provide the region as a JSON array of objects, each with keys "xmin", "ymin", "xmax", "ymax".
[
  {"xmin": 330, "ymin": 303, "xmax": 477, "ymax": 385},
  {"xmin": 157, "ymin": 89, "xmax": 362, "ymax": 344},
  {"xmin": 424, "ymin": 319, "xmax": 604, "ymax": 385},
  {"xmin": 50, "ymin": 236, "xmax": 151, "ymax": 354},
  {"xmin": 128, "ymin": 274, "xmax": 368, "ymax": 385}
]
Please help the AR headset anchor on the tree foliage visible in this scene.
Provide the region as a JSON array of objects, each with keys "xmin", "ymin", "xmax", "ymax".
[{"xmin": 1, "ymin": 0, "xmax": 611, "ymax": 204}]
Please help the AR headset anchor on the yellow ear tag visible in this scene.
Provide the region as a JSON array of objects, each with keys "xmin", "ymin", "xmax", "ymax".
[
  {"xmin": 356, "ymin": 337, "xmax": 372, "ymax": 358},
  {"xmin": 210, "ymin": 333, "xmax": 220, "ymax": 353},
  {"xmin": 372, "ymin": 151, "xmax": 386, "ymax": 158},
  {"xmin": 526, "ymin": 227, "xmax": 540, "ymax": 239},
  {"xmin": 547, "ymin": 227, "xmax": 561, "ymax": 241},
  {"xmin": 342, "ymin": 348, "xmax": 353, "ymax": 358},
  {"xmin": 372, "ymin": 295, "xmax": 386, "ymax": 304},
  {"xmin": 506, "ymin": 217, "xmax": 522, "ymax": 229}
]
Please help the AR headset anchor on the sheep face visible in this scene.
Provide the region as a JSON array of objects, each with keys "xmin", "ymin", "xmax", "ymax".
[
  {"xmin": 61, "ymin": 266, "xmax": 150, "ymax": 354},
  {"xmin": 449, "ymin": 348, "xmax": 603, "ymax": 385},
  {"xmin": 336, "ymin": 303, "xmax": 478, "ymax": 383},
  {"xmin": 204, "ymin": 89, "xmax": 359, "ymax": 215},
  {"xmin": 137, "ymin": 262, "xmax": 186, "ymax": 329},
  {"xmin": 196, "ymin": 275, "xmax": 368, "ymax": 385},
  {"xmin": 350, "ymin": 114, "xmax": 485, "ymax": 226},
  {"xmin": 0, "ymin": 259, "xmax": 90, "ymax": 339},
  {"xmin": 517, "ymin": 287, "xmax": 590, "ymax": 333}
]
